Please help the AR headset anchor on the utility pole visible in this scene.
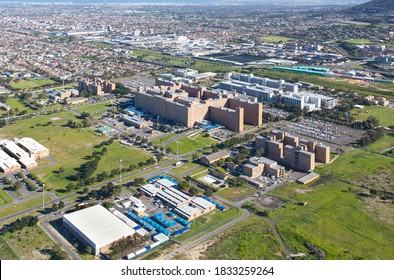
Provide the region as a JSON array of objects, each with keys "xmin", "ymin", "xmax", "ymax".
[
  {"xmin": 157, "ymin": 116, "xmax": 159, "ymax": 131},
  {"xmin": 176, "ymin": 141, "xmax": 179, "ymax": 163}
]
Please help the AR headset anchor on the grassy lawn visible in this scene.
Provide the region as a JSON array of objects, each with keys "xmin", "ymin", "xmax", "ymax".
[
  {"xmin": 151, "ymin": 133, "xmax": 176, "ymax": 146},
  {"xmin": 173, "ymin": 207, "xmax": 240, "ymax": 242},
  {"xmin": 167, "ymin": 134, "xmax": 217, "ymax": 155},
  {"xmin": 75, "ymin": 101, "xmax": 112, "ymax": 115},
  {"xmin": 316, "ymin": 149, "xmax": 394, "ymax": 193},
  {"xmin": 201, "ymin": 216, "xmax": 286, "ymax": 260},
  {"xmin": 365, "ymin": 133, "xmax": 394, "ymax": 153},
  {"xmin": 343, "ymin": 38, "xmax": 372, "ymax": 44},
  {"xmin": 3, "ymin": 225, "xmax": 60, "ymax": 260},
  {"xmin": 258, "ymin": 35, "xmax": 293, "ymax": 42},
  {"xmin": 171, "ymin": 162, "xmax": 201, "ymax": 176},
  {"xmin": 0, "ymin": 111, "xmax": 152, "ymax": 193},
  {"xmin": 94, "ymin": 142, "xmax": 152, "ymax": 175},
  {"xmin": 9, "ymin": 79, "xmax": 56, "ymax": 90},
  {"xmin": 217, "ymin": 185, "xmax": 257, "ymax": 202},
  {"xmin": 350, "ymin": 106, "xmax": 394, "ymax": 127},
  {"xmin": 0, "ymin": 188, "xmax": 13, "ymax": 206},
  {"xmin": 0, "ymin": 195, "xmax": 52, "ymax": 218},
  {"xmin": 0, "ymin": 237, "xmax": 19, "ymax": 259},
  {"xmin": 1, "ymin": 97, "xmax": 36, "ymax": 117},
  {"xmin": 270, "ymin": 178, "xmax": 394, "ymax": 259}
]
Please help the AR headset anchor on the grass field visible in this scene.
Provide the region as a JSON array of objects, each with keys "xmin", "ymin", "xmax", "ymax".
[
  {"xmin": 3, "ymin": 225, "xmax": 59, "ymax": 260},
  {"xmin": 0, "ymin": 195, "xmax": 52, "ymax": 219},
  {"xmin": 350, "ymin": 106, "xmax": 394, "ymax": 127},
  {"xmin": 258, "ymin": 35, "xmax": 293, "ymax": 42},
  {"xmin": 200, "ymin": 216, "xmax": 286, "ymax": 260},
  {"xmin": 171, "ymin": 162, "xmax": 201, "ymax": 176},
  {"xmin": 75, "ymin": 102, "xmax": 112, "ymax": 115},
  {"xmin": 0, "ymin": 189, "xmax": 13, "ymax": 207},
  {"xmin": 173, "ymin": 207, "xmax": 240, "ymax": 242},
  {"xmin": 217, "ymin": 185, "xmax": 257, "ymax": 202},
  {"xmin": 270, "ymin": 178, "xmax": 394, "ymax": 259},
  {"xmin": 365, "ymin": 133, "xmax": 394, "ymax": 153},
  {"xmin": 316, "ymin": 149, "xmax": 394, "ymax": 193},
  {"xmin": 1, "ymin": 97, "xmax": 36, "ymax": 117},
  {"xmin": 0, "ymin": 112, "xmax": 153, "ymax": 193},
  {"xmin": 167, "ymin": 134, "xmax": 217, "ymax": 155},
  {"xmin": 151, "ymin": 133, "xmax": 176, "ymax": 146},
  {"xmin": 9, "ymin": 79, "xmax": 56, "ymax": 90},
  {"xmin": 343, "ymin": 38, "xmax": 372, "ymax": 44},
  {"xmin": 0, "ymin": 237, "xmax": 19, "ymax": 259}
]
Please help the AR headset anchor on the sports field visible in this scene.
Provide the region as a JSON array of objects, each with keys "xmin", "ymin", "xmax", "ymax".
[
  {"xmin": 351, "ymin": 105, "xmax": 394, "ymax": 127},
  {"xmin": 8, "ymin": 79, "xmax": 56, "ymax": 90},
  {"xmin": 167, "ymin": 134, "xmax": 217, "ymax": 155}
]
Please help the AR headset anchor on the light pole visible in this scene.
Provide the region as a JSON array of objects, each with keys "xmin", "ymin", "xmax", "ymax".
[
  {"xmin": 42, "ymin": 184, "xmax": 45, "ymax": 211},
  {"xmin": 157, "ymin": 116, "xmax": 159, "ymax": 131},
  {"xmin": 176, "ymin": 141, "xmax": 179, "ymax": 163},
  {"xmin": 119, "ymin": 159, "xmax": 122, "ymax": 183}
]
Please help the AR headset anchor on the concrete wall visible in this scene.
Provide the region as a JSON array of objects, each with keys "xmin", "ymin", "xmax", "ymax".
[{"xmin": 315, "ymin": 145, "xmax": 330, "ymax": 164}]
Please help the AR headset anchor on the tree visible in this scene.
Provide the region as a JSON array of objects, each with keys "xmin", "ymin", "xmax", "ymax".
[
  {"xmin": 51, "ymin": 203, "xmax": 58, "ymax": 212},
  {"xmin": 156, "ymin": 154, "xmax": 163, "ymax": 162},
  {"xmin": 192, "ymin": 153, "xmax": 198, "ymax": 161},
  {"xmin": 204, "ymin": 189, "xmax": 213, "ymax": 197},
  {"xmin": 255, "ymin": 148, "xmax": 264, "ymax": 157},
  {"xmin": 134, "ymin": 177, "xmax": 145, "ymax": 186},
  {"xmin": 13, "ymin": 181, "xmax": 22, "ymax": 191},
  {"xmin": 58, "ymin": 201, "xmax": 65, "ymax": 209},
  {"xmin": 66, "ymin": 183, "xmax": 74, "ymax": 192}
]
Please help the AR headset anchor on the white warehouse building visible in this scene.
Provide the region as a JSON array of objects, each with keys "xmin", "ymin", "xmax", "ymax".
[{"xmin": 63, "ymin": 205, "xmax": 135, "ymax": 255}]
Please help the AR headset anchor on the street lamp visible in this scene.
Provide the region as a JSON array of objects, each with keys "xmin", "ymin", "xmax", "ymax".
[
  {"xmin": 119, "ymin": 159, "xmax": 122, "ymax": 183},
  {"xmin": 176, "ymin": 141, "xmax": 179, "ymax": 163},
  {"xmin": 42, "ymin": 184, "xmax": 45, "ymax": 211}
]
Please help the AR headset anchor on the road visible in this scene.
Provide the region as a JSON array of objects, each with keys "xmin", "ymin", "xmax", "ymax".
[
  {"xmin": 160, "ymin": 208, "xmax": 250, "ymax": 260},
  {"xmin": 39, "ymin": 219, "xmax": 81, "ymax": 260}
]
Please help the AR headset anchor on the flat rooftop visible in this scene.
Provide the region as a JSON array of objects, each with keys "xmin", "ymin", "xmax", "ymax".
[{"xmin": 63, "ymin": 204, "xmax": 135, "ymax": 249}]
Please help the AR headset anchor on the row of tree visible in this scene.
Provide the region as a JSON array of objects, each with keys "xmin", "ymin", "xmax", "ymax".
[{"xmin": 1, "ymin": 215, "xmax": 38, "ymax": 235}]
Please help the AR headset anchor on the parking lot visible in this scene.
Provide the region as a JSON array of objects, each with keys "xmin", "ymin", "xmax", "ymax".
[{"xmin": 281, "ymin": 118, "xmax": 364, "ymax": 146}]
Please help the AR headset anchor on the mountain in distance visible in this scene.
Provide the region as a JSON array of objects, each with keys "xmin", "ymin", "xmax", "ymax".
[{"xmin": 349, "ymin": 0, "xmax": 394, "ymax": 13}]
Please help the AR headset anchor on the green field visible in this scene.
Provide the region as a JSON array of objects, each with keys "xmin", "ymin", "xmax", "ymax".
[
  {"xmin": 0, "ymin": 112, "xmax": 153, "ymax": 193},
  {"xmin": 217, "ymin": 185, "xmax": 257, "ymax": 202},
  {"xmin": 316, "ymin": 149, "xmax": 394, "ymax": 193},
  {"xmin": 9, "ymin": 79, "xmax": 57, "ymax": 90},
  {"xmin": 167, "ymin": 134, "xmax": 217, "ymax": 155},
  {"xmin": 171, "ymin": 162, "xmax": 201, "ymax": 176},
  {"xmin": 75, "ymin": 102, "xmax": 112, "ymax": 115},
  {"xmin": 1, "ymin": 97, "xmax": 36, "ymax": 116},
  {"xmin": 3, "ymin": 225, "xmax": 60, "ymax": 260},
  {"xmin": 201, "ymin": 216, "xmax": 286, "ymax": 260},
  {"xmin": 365, "ymin": 133, "xmax": 394, "ymax": 153},
  {"xmin": 0, "ymin": 195, "xmax": 52, "ymax": 219},
  {"xmin": 0, "ymin": 189, "xmax": 13, "ymax": 206},
  {"xmin": 0, "ymin": 237, "xmax": 19, "ymax": 259},
  {"xmin": 151, "ymin": 133, "xmax": 176, "ymax": 146},
  {"xmin": 173, "ymin": 207, "xmax": 240, "ymax": 242},
  {"xmin": 270, "ymin": 179, "xmax": 394, "ymax": 259},
  {"xmin": 258, "ymin": 35, "xmax": 293, "ymax": 42},
  {"xmin": 343, "ymin": 38, "xmax": 372, "ymax": 44},
  {"xmin": 351, "ymin": 106, "xmax": 394, "ymax": 127}
]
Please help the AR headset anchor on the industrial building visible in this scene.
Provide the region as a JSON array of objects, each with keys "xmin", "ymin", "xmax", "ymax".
[
  {"xmin": 135, "ymin": 80, "xmax": 262, "ymax": 132},
  {"xmin": 78, "ymin": 78, "xmax": 116, "ymax": 95},
  {"xmin": 255, "ymin": 130, "xmax": 330, "ymax": 172},
  {"xmin": 63, "ymin": 204, "xmax": 135, "ymax": 255},
  {"xmin": 0, "ymin": 150, "xmax": 21, "ymax": 173},
  {"xmin": 0, "ymin": 138, "xmax": 49, "ymax": 173},
  {"xmin": 139, "ymin": 178, "xmax": 216, "ymax": 221},
  {"xmin": 121, "ymin": 114, "xmax": 149, "ymax": 129},
  {"xmin": 218, "ymin": 72, "xmax": 336, "ymax": 110},
  {"xmin": 15, "ymin": 137, "xmax": 49, "ymax": 160}
]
